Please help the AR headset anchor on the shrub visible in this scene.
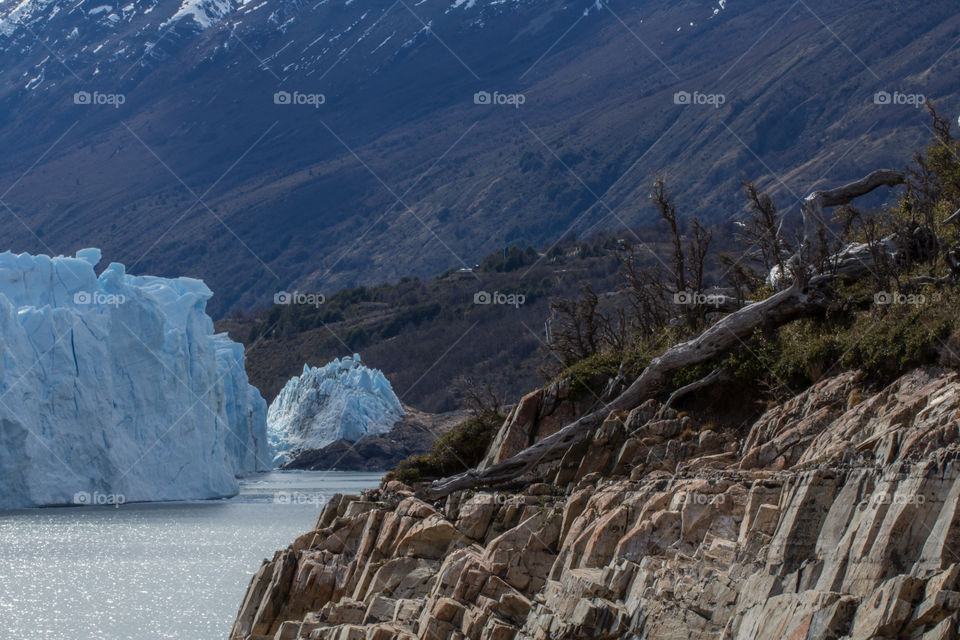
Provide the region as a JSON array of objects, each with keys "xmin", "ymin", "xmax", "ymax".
[
  {"xmin": 722, "ymin": 286, "xmax": 959, "ymax": 394},
  {"xmin": 389, "ymin": 411, "xmax": 503, "ymax": 485},
  {"xmin": 561, "ymin": 350, "xmax": 630, "ymax": 400}
]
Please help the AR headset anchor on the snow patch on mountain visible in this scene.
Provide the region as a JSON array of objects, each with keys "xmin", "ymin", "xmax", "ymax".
[
  {"xmin": 268, "ymin": 355, "xmax": 404, "ymax": 464},
  {"xmin": 0, "ymin": 0, "xmax": 56, "ymax": 36},
  {"xmin": 163, "ymin": 0, "xmax": 235, "ymax": 29},
  {"xmin": 0, "ymin": 248, "xmax": 269, "ymax": 509}
]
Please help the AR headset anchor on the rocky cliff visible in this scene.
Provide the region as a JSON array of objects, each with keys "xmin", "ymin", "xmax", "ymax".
[{"xmin": 230, "ymin": 367, "xmax": 960, "ymax": 640}]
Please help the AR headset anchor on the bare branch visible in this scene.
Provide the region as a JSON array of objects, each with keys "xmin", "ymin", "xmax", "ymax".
[{"xmin": 422, "ymin": 278, "xmax": 838, "ymax": 499}]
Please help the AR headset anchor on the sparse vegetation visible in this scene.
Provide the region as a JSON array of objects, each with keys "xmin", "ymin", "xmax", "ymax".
[
  {"xmin": 721, "ymin": 291, "xmax": 958, "ymax": 397},
  {"xmin": 539, "ymin": 106, "xmax": 960, "ymax": 410},
  {"xmin": 388, "ymin": 411, "xmax": 504, "ymax": 485},
  {"xmin": 219, "ymin": 238, "xmax": 631, "ymax": 410}
]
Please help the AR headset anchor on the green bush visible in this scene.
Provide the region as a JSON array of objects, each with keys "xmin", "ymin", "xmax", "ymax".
[
  {"xmin": 722, "ymin": 287, "xmax": 958, "ymax": 394},
  {"xmin": 561, "ymin": 351, "xmax": 625, "ymax": 400},
  {"xmin": 345, "ymin": 326, "xmax": 369, "ymax": 350},
  {"xmin": 389, "ymin": 412, "xmax": 503, "ymax": 485},
  {"xmin": 562, "ymin": 284, "xmax": 959, "ymax": 410}
]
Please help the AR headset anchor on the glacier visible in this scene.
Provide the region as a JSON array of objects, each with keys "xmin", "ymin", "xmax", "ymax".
[
  {"xmin": 0, "ymin": 248, "xmax": 269, "ymax": 509},
  {"xmin": 268, "ymin": 355, "xmax": 404, "ymax": 464}
]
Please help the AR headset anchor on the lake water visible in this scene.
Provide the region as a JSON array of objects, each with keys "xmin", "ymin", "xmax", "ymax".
[{"xmin": 0, "ymin": 471, "xmax": 382, "ymax": 640}]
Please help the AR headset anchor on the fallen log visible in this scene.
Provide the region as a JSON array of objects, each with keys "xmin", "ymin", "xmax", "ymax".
[
  {"xmin": 421, "ymin": 278, "xmax": 837, "ymax": 499},
  {"xmin": 421, "ymin": 170, "xmax": 916, "ymax": 500}
]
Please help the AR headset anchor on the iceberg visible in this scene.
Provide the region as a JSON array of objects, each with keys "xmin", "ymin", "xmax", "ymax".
[
  {"xmin": 268, "ymin": 355, "xmax": 404, "ymax": 464},
  {"xmin": 0, "ymin": 249, "xmax": 269, "ymax": 509}
]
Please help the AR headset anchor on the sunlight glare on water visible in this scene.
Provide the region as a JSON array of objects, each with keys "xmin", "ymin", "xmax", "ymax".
[{"xmin": 0, "ymin": 471, "xmax": 382, "ymax": 640}]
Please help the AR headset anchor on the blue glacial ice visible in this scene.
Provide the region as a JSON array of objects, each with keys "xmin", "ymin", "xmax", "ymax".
[
  {"xmin": 0, "ymin": 249, "xmax": 269, "ymax": 508},
  {"xmin": 268, "ymin": 355, "xmax": 404, "ymax": 464}
]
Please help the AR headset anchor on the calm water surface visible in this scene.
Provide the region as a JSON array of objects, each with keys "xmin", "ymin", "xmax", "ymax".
[{"xmin": 0, "ymin": 471, "xmax": 382, "ymax": 640}]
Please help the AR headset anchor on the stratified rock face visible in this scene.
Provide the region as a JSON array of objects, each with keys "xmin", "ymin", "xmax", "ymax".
[
  {"xmin": 479, "ymin": 377, "xmax": 595, "ymax": 471},
  {"xmin": 0, "ymin": 249, "xmax": 268, "ymax": 509},
  {"xmin": 231, "ymin": 368, "xmax": 960, "ymax": 640},
  {"xmin": 268, "ymin": 355, "xmax": 405, "ymax": 465}
]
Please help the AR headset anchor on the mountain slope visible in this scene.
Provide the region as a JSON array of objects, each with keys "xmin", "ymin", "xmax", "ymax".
[
  {"xmin": 216, "ymin": 236, "xmax": 630, "ymax": 412},
  {"xmin": 0, "ymin": 0, "xmax": 957, "ymax": 315}
]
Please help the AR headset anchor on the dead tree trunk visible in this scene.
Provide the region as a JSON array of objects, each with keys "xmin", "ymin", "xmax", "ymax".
[
  {"xmin": 422, "ymin": 279, "xmax": 837, "ymax": 498},
  {"xmin": 420, "ymin": 170, "xmax": 912, "ymax": 500},
  {"xmin": 655, "ymin": 367, "xmax": 728, "ymax": 419},
  {"xmin": 798, "ymin": 169, "xmax": 905, "ymax": 269}
]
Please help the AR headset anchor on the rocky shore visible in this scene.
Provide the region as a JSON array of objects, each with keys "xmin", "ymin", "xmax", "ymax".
[{"xmin": 230, "ymin": 367, "xmax": 960, "ymax": 639}]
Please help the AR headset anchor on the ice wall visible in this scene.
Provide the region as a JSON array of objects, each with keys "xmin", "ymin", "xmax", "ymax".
[
  {"xmin": 0, "ymin": 249, "xmax": 269, "ymax": 508},
  {"xmin": 268, "ymin": 355, "xmax": 404, "ymax": 464}
]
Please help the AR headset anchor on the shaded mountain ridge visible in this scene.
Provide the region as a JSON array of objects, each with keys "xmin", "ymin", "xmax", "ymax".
[{"xmin": 0, "ymin": 0, "xmax": 957, "ymax": 315}]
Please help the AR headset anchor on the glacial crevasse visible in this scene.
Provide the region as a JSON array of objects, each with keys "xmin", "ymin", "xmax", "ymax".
[
  {"xmin": 0, "ymin": 248, "xmax": 268, "ymax": 508},
  {"xmin": 268, "ymin": 355, "xmax": 404, "ymax": 464}
]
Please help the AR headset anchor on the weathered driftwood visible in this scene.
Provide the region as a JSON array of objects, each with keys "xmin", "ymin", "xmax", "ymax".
[
  {"xmin": 801, "ymin": 169, "xmax": 905, "ymax": 254},
  {"xmin": 422, "ymin": 278, "xmax": 837, "ymax": 498},
  {"xmin": 767, "ymin": 169, "xmax": 908, "ymax": 286},
  {"xmin": 655, "ymin": 367, "xmax": 728, "ymax": 420},
  {"xmin": 828, "ymin": 224, "xmax": 938, "ymax": 280},
  {"xmin": 421, "ymin": 170, "xmax": 912, "ymax": 500},
  {"xmin": 944, "ymin": 207, "xmax": 960, "ymax": 226}
]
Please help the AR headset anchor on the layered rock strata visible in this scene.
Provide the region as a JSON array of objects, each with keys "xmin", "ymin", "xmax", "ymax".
[{"xmin": 232, "ymin": 368, "xmax": 960, "ymax": 640}]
